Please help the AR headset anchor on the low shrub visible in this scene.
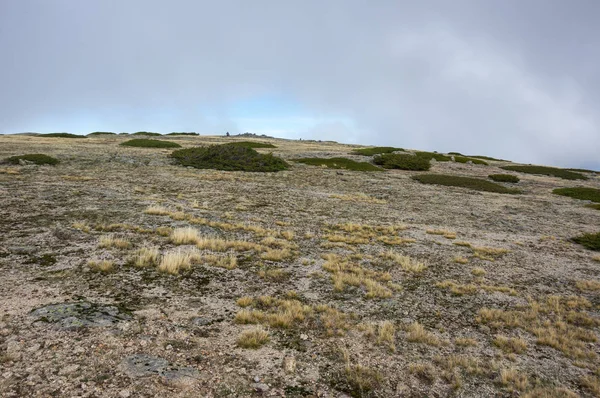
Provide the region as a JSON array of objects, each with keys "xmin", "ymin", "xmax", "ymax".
[
  {"xmin": 412, "ymin": 174, "xmax": 521, "ymax": 194},
  {"xmin": 3, "ymin": 154, "xmax": 59, "ymax": 165},
  {"xmin": 553, "ymin": 187, "xmax": 600, "ymax": 203},
  {"xmin": 501, "ymin": 165, "xmax": 587, "ymax": 180},
  {"xmin": 454, "ymin": 156, "xmax": 488, "ymax": 165},
  {"xmin": 448, "ymin": 152, "xmax": 464, "ymax": 156},
  {"xmin": 120, "ymin": 139, "xmax": 182, "ymax": 148},
  {"xmin": 224, "ymin": 141, "xmax": 277, "ymax": 149},
  {"xmin": 572, "ymin": 232, "xmax": 600, "ymax": 251},
  {"xmin": 586, "ymin": 204, "xmax": 600, "ymax": 210},
  {"xmin": 166, "ymin": 132, "xmax": 199, "ymax": 136},
  {"xmin": 295, "ymin": 157, "xmax": 382, "ymax": 171},
  {"xmin": 132, "ymin": 131, "xmax": 162, "ymax": 136},
  {"xmin": 88, "ymin": 132, "xmax": 116, "ymax": 136},
  {"xmin": 352, "ymin": 146, "xmax": 404, "ymax": 156},
  {"xmin": 414, "ymin": 151, "xmax": 452, "ymax": 162},
  {"xmin": 373, "ymin": 153, "xmax": 430, "ymax": 171},
  {"xmin": 40, "ymin": 133, "xmax": 86, "ymax": 138},
  {"xmin": 170, "ymin": 144, "xmax": 289, "ymax": 172},
  {"xmin": 469, "ymin": 155, "xmax": 508, "ymax": 161},
  {"xmin": 567, "ymin": 168, "xmax": 597, "ymax": 174},
  {"xmin": 489, "ymin": 174, "xmax": 520, "ymax": 183}
]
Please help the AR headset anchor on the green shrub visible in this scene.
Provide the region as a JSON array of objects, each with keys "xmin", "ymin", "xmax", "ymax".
[
  {"xmin": 585, "ymin": 204, "xmax": 600, "ymax": 211},
  {"xmin": 448, "ymin": 152, "xmax": 464, "ymax": 156},
  {"xmin": 373, "ymin": 153, "xmax": 430, "ymax": 171},
  {"xmin": 412, "ymin": 174, "xmax": 521, "ymax": 194},
  {"xmin": 166, "ymin": 132, "xmax": 199, "ymax": 136},
  {"xmin": 489, "ymin": 174, "xmax": 520, "ymax": 183},
  {"xmin": 294, "ymin": 157, "xmax": 382, "ymax": 171},
  {"xmin": 352, "ymin": 146, "xmax": 404, "ymax": 156},
  {"xmin": 469, "ymin": 155, "xmax": 508, "ymax": 162},
  {"xmin": 88, "ymin": 132, "xmax": 116, "ymax": 136},
  {"xmin": 170, "ymin": 144, "xmax": 289, "ymax": 172},
  {"xmin": 553, "ymin": 187, "xmax": 600, "ymax": 203},
  {"xmin": 132, "ymin": 131, "xmax": 162, "ymax": 136},
  {"xmin": 120, "ymin": 139, "xmax": 182, "ymax": 148},
  {"xmin": 454, "ymin": 156, "xmax": 488, "ymax": 165},
  {"xmin": 3, "ymin": 154, "xmax": 59, "ymax": 165},
  {"xmin": 414, "ymin": 151, "xmax": 452, "ymax": 162},
  {"xmin": 224, "ymin": 141, "xmax": 277, "ymax": 149},
  {"xmin": 40, "ymin": 133, "xmax": 86, "ymax": 138},
  {"xmin": 572, "ymin": 232, "xmax": 600, "ymax": 251},
  {"xmin": 501, "ymin": 165, "xmax": 587, "ymax": 180},
  {"xmin": 566, "ymin": 168, "xmax": 598, "ymax": 174}
]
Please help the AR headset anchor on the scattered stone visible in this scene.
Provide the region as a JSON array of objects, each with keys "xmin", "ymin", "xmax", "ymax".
[
  {"xmin": 59, "ymin": 364, "xmax": 80, "ymax": 375},
  {"xmin": 283, "ymin": 356, "xmax": 296, "ymax": 373},
  {"xmin": 252, "ymin": 383, "xmax": 270, "ymax": 393},
  {"xmin": 30, "ymin": 302, "xmax": 132, "ymax": 329},
  {"xmin": 8, "ymin": 246, "xmax": 37, "ymax": 255},
  {"xmin": 120, "ymin": 354, "xmax": 199, "ymax": 382},
  {"xmin": 300, "ymin": 333, "xmax": 308, "ymax": 341},
  {"xmin": 190, "ymin": 317, "xmax": 212, "ymax": 326},
  {"xmin": 5, "ymin": 340, "xmax": 22, "ymax": 361}
]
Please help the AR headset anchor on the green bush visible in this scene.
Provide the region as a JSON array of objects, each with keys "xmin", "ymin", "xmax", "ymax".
[
  {"xmin": 88, "ymin": 132, "xmax": 116, "ymax": 136},
  {"xmin": 352, "ymin": 147, "xmax": 404, "ymax": 156},
  {"xmin": 120, "ymin": 139, "xmax": 182, "ymax": 148},
  {"xmin": 166, "ymin": 132, "xmax": 199, "ymax": 136},
  {"xmin": 3, "ymin": 154, "xmax": 59, "ymax": 165},
  {"xmin": 552, "ymin": 187, "xmax": 600, "ymax": 203},
  {"xmin": 501, "ymin": 165, "xmax": 587, "ymax": 180},
  {"xmin": 585, "ymin": 204, "xmax": 600, "ymax": 211},
  {"xmin": 414, "ymin": 151, "xmax": 452, "ymax": 162},
  {"xmin": 40, "ymin": 133, "xmax": 86, "ymax": 138},
  {"xmin": 224, "ymin": 141, "xmax": 277, "ymax": 149},
  {"xmin": 132, "ymin": 131, "xmax": 162, "ymax": 136},
  {"xmin": 567, "ymin": 168, "xmax": 598, "ymax": 174},
  {"xmin": 412, "ymin": 174, "xmax": 521, "ymax": 194},
  {"xmin": 469, "ymin": 155, "xmax": 508, "ymax": 162},
  {"xmin": 170, "ymin": 144, "xmax": 289, "ymax": 172},
  {"xmin": 454, "ymin": 156, "xmax": 488, "ymax": 165},
  {"xmin": 489, "ymin": 174, "xmax": 520, "ymax": 183},
  {"xmin": 373, "ymin": 153, "xmax": 430, "ymax": 170},
  {"xmin": 572, "ymin": 232, "xmax": 600, "ymax": 251},
  {"xmin": 448, "ymin": 152, "xmax": 464, "ymax": 156},
  {"xmin": 295, "ymin": 157, "xmax": 382, "ymax": 171}
]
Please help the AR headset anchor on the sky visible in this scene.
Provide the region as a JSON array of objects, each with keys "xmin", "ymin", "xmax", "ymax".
[{"xmin": 1, "ymin": 1, "xmax": 599, "ymax": 169}]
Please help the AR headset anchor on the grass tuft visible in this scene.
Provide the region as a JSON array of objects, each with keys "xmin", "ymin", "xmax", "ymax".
[
  {"xmin": 406, "ymin": 322, "xmax": 440, "ymax": 346},
  {"xmin": 237, "ymin": 327, "xmax": 270, "ymax": 349},
  {"xmin": 412, "ymin": 174, "xmax": 521, "ymax": 194},
  {"xmin": 501, "ymin": 165, "xmax": 587, "ymax": 180},
  {"xmin": 170, "ymin": 144, "xmax": 288, "ymax": 172},
  {"xmin": 158, "ymin": 249, "xmax": 193, "ymax": 274},
  {"xmin": 120, "ymin": 139, "xmax": 181, "ymax": 148}
]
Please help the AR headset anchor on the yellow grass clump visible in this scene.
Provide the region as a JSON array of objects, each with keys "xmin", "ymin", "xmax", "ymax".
[
  {"xmin": 98, "ymin": 235, "xmax": 131, "ymax": 249},
  {"xmin": 576, "ymin": 280, "xmax": 600, "ymax": 291},
  {"xmin": 202, "ymin": 253, "xmax": 237, "ymax": 270},
  {"xmin": 236, "ymin": 296, "xmax": 254, "ymax": 307},
  {"xmin": 406, "ymin": 322, "xmax": 441, "ymax": 346},
  {"xmin": 376, "ymin": 321, "xmax": 396, "ymax": 352},
  {"xmin": 454, "ymin": 256, "xmax": 468, "ymax": 264},
  {"xmin": 471, "ymin": 267, "xmax": 486, "ymax": 276},
  {"xmin": 426, "ymin": 229, "xmax": 456, "ymax": 239},
  {"xmin": 170, "ymin": 227, "xmax": 200, "ymax": 245},
  {"xmin": 158, "ymin": 249, "xmax": 194, "ymax": 274},
  {"xmin": 237, "ymin": 327, "xmax": 270, "ymax": 349},
  {"xmin": 381, "ymin": 250, "xmax": 427, "ymax": 273},
  {"xmin": 133, "ymin": 246, "xmax": 160, "ymax": 267},
  {"xmin": 144, "ymin": 205, "xmax": 170, "ymax": 215},
  {"xmin": 88, "ymin": 260, "xmax": 114, "ymax": 273},
  {"xmin": 500, "ymin": 368, "xmax": 529, "ymax": 392},
  {"xmin": 260, "ymin": 248, "xmax": 292, "ymax": 261},
  {"xmin": 493, "ymin": 335, "xmax": 527, "ymax": 354}
]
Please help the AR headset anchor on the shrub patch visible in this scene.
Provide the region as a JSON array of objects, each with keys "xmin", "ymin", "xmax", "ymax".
[
  {"xmin": 412, "ymin": 174, "xmax": 521, "ymax": 194},
  {"xmin": 295, "ymin": 157, "xmax": 382, "ymax": 171},
  {"xmin": 501, "ymin": 165, "xmax": 587, "ymax": 180},
  {"xmin": 553, "ymin": 187, "xmax": 600, "ymax": 203},
  {"xmin": 572, "ymin": 232, "xmax": 600, "ymax": 251},
  {"xmin": 373, "ymin": 153, "xmax": 430, "ymax": 170},
  {"xmin": 352, "ymin": 147, "xmax": 404, "ymax": 156},
  {"xmin": 40, "ymin": 133, "xmax": 86, "ymax": 138},
  {"xmin": 120, "ymin": 139, "xmax": 182, "ymax": 148},
  {"xmin": 4, "ymin": 154, "xmax": 60, "ymax": 165},
  {"xmin": 224, "ymin": 141, "xmax": 277, "ymax": 149},
  {"xmin": 489, "ymin": 174, "xmax": 520, "ymax": 183}
]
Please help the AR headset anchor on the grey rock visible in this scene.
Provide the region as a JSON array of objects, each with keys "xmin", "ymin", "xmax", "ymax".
[
  {"xmin": 30, "ymin": 302, "xmax": 131, "ymax": 329},
  {"xmin": 120, "ymin": 354, "xmax": 199, "ymax": 380},
  {"xmin": 9, "ymin": 246, "xmax": 37, "ymax": 254},
  {"xmin": 252, "ymin": 383, "xmax": 270, "ymax": 393},
  {"xmin": 190, "ymin": 317, "xmax": 212, "ymax": 326}
]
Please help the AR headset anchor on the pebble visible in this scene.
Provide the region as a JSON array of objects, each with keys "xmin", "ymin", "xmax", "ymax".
[
  {"xmin": 252, "ymin": 383, "xmax": 270, "ymax": 393},
  {"xmin": 300, "ymin": 333, "xmax": 308, "ymax": 340}
]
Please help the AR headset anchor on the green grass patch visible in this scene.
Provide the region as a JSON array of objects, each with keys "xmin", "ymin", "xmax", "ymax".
[
  {"xmin": 3, "ymin": 154, "xmax": 59, "ymax": 165},
  {"xmin": 414, "ymin": 151, "xmax": 452, "ymax": 162},
  {"xmin": 132, "ymin": 131, "xmax": 162, "ymax": 136},
  {"xmin": 166, "ymin": 132, "xmax": 199, "ymax": 136},
  {"xmin": 40, "ymin": 133, "xmax": 86, "ymax": 138},
  {"xmin": 572, "ymin": 232, "xmax": 600, "ymax": 251},
  {"xmin": 373, "ymin": 153, "xmax": 430, "ymax": 170},
  {"xmin": 489, "ymin": 174, "xmax": 520, "ymax": 183},
  {"xmin": 553, "ymin": 187, "xmax": 600, "ymax": 203},
  {"xmin": 88, "ymin": 132, "xmax": 116, "ymax": 136},
  {"xmin": 352, "ymin": 146, "xmax": 404, "ymax": 156},
  {"xmin": 585, "ymin": 204, "xmax": 600, "ymax": 210},
  {"xmin": 224, "ymin": 141, "xmax": 277, "ymax": 149},
  {"xmin": 170, "ymin": 144, "xmax": 289, "ymax": 172},
  {"xmin": 501, "ymin": 165, "xmax": 587, "ymax": 180},
  {"xmin": 454, "ymin": 156, "xmax": 488, "ymax": 165},
  {"xmin": 566, "ymin": 168, "xmax": 597, "ymax": 174},
  {"xmin": 294, "ymin": 157, "xmax": 382, "ymax": 171},
  {"xmin": 412, "ymin": 174, "xmax": 521, "ymax": 194},
  {"xmin": 120, "ymin": 139, "xmax": 182, "ymax": 148},
  {"xmin": 469, "ymin": 155, "xmax": 508, "ymax": 162}
]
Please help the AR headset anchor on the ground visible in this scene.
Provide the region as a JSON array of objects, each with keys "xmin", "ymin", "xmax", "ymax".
[{"xmin": 0, "ymin": 134, "xmax": 599, "ymax": 397}]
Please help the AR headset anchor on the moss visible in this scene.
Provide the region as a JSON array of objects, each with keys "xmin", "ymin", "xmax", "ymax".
[
  {"xmin": 294, "ymin": 157, "xmax": 382, "ymax": 171},
  {"xmin": 132, "ymin": 131, "xmax": 162, "ymax": 136},
  {"xmin": 572, "ymin": 232, "xmax": 600, "ymax": 251},
  {"xmin": 4, "ymin": 154, "xmax": 59, "ymax": 165},
  {"xmin": 489, "ymin": 174, "xmax": 520, "ymax": 183},
  {"xmin": 412, "ymin": 174, "xmax": 521, "ymax": 194},
  {"xmin": 553, "ymin": 187, "xmax": 600, "ymax": 203},
  {"xmin": 120, "ymin": 139, "xmax": 182, "ymax": 148},
  {"xmin": 170, "ymin": 144, "xmax": 289, "ymax": 172},
  {"xmin": 373, "ymin": 153, "xmax": 430, "ymax": 170},
  {"xmin": 223, "ymin": 141, "xmax": 277, "ymax": 149},
  {"xmin": 501, "ymin": 165, "xmax": 587, "ymax": 180},
  {"xmin": 352, "ymin": 146, "xmax": 404, "ymax": 156},
  {"xmin": 40, "ymin": 133, "xmax": 86, "ymax": 138}
]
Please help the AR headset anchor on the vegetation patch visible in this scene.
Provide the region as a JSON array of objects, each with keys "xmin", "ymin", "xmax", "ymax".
[
  {"xmin": 414, "ymin": 151, "xmax": 451, "ymax": 162},
  {"xmin": 586, "ymin": 204, "xmax": 600, "ymax": 210},
  {"xmin": 167, "ymin": 132, "xmax": 198, "ymax": 136},
  {"xmin": 553, "ymin": 187, "xmax": 600, "ymax": 203},
  {"xmin": 170, "ymin": 144, "xmax": 288, "ymax": 172},
  {"xmin": 40, "ymin": 133, "xmax": 86, "ymax": 138},
  {"xmin": 469, "ymin": 155, "xmax": 508, "ymax": 161},
  {"xmin": 132, "ymin": 131, "xmax": 162, "ymax": 136},
  {"xmin": 120, "ymin": 139, "xmax": 182, "ymax": 148},
  {"xmin": 572, "ymin": 232, "xmax": 600, "ymax": 251},
  {"xmin": 351, "ymin": 146, "xmax": 403, "ymax": 156},
  {"xmin": 501, "ymin": 165, "xmax": 587, "ymax": 180},
  {"xmin": 489, "ymin": 174, "xmax": 519, "ymax": 183},
  {"xmin": 412, "ymin": 174, "xmax": 521, "ymax": 194},
  {"xmin": 3, "ymin": 154, "xmax": 59, "ymax": 165},
  {"xmin": 373, "ymin": 153, "xmax": 430, "ymax": 171},
  {"xmin": 453, "ymin": 156, "xmax": 488, "ymax": 165},
  {"xmin": 88, "ymin": 132, "xmax": 116, "ymax": 136},
  {"xmin": 224, "ymin": 141, "xmax": 277, "ymax": 149},
  {"xmin": 295, "ymin": 157, "xmax": 381, "ymax": 171}
]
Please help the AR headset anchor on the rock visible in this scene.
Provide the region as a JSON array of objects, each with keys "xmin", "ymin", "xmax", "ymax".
[
  {"xmin": 283, "ymin": 356, "xmax": 296, "ymax": 374},
  {"xmin": 254, "ymin": 375, "xmax": 261, "ymax": 383},
  {"xmin": 59, "ymin": 364, "xmax": 80, "ymax": 375},
  {"xmin": 119, "ymin": 390, "xmax": 131, "ymax": 398},
  {"xmin": 120, "ymin": 354, "xmax": 199, "ymax": 381},
  {"xmin": 30, "ymin": 302, "xmax": 132, "ymax": 329},
  {"xmin": 300, "ymin": 333, "xmax": 308, "ymax": 341},
  {"xmin": 190, "ymin": 317, "xmax": 212, "ymax": 326},
  {"xmin": 252, "ymin": 383, "xmax": 270, "ymax": 393},
  {"xmin": 6, "ymin": 341, "xmax": 22, "ymax": 361},
  {"xmin": 8, "ymin": 246, "xmax": 37, "ymax": 255}
]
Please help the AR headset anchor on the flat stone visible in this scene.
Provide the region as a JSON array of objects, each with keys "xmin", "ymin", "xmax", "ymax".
[
  {"xmin": 30, "ymin": 302, "xmax": 132, "ymax": 329},
  {"xmin": 120, "ymin": 354, "xmax": 199, "ymax": 381}
]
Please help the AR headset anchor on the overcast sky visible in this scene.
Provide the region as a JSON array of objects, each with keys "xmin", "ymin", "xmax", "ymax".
[{"xmin": 1, "ymin": 1, "xmax": 599, "ymax": 169}]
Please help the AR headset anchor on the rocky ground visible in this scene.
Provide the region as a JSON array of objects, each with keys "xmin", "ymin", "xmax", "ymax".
[{"xmin": 0, "ymin": 134, "xmax": 599, "ymax": 397}]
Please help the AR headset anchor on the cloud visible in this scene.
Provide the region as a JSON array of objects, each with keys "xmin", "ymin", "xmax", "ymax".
[{"xmin": 0, "ymin": 0, "xmax": 598, "ymax": 168}]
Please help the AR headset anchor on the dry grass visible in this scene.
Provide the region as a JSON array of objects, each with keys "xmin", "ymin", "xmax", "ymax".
[
  {"xmin": 426, "ymin": 229, "xmax": 457, "ymax": 239},
  {"xmin": 453, "ymin": 241, "xmax": 472, "ymax": 247},
  {"xmin": 472, "ymin": 246, "xmax": 510, "ymax": 261},
  {"xmin": 257, "ymin": 268, "xmax": 288, "ymax": 281},
  {"xmin": 576, "ymin": 280, "xmax": 600, "ymax": 291},
  {"xmin": 87, "ymin": 259, "xmax": 114, "ymax": 273},
  {"xmin": 72, "ymin": 221, "xmax": 91, "ymax": 233},
  {"xmin": 493, "ymin": 335, "xmax": 527, "ymax": 354},
  {"xmin": 236, "ymin": 327, "xmax": 270, "ymax": 349},
  {"xmin": 260, "ymin": 248, "xmax": 292, "ymax": 261},
  {"xmin": 98, "ymin": 235, "xmax": 131, "ymax": 249},
  {"xmin": 201, "ymin": 253, "xmax": 238, "ymax": 270},
  {"xmin": 155, "ymin": 226, "xmax": 172, "ymax": 236},
  {"xmin": 170, "ymin": 227, "xmax": 200, "ymax": 245},
  {"xmin": 376, "ymin": 321, "xmax": 396, "ymax": 352},
  {"xmin": 381, "ymin": 250, "xmax": 427, "ymax": 273},
  {"xmin": 471, "ymin": 267, "xmax": 486, "ymax": 276},
  {"xmin": 324, "ymin": 234, "xmax": 369, "ymax": 245},
  {"xmin": 454, "ymin": 256, "xmax": 468, "ymax": 264},
  {"xmin": 236, "ymin": 296, "xmax": 253, "ymax": 307},
  {"xmin": 330, "ymin": 193, "xmax": 386, "ymax": 204},
  {"xmin": 406, "ymin": 322, "xmax": 441, "ymax": 346},
  {"xmin": 409, "ymin": 363, "xmax": 437, "ymax": 383},
  {"xmin": 593, "ymin": 255, "xmax": 600, "ymax": 262},
  {"xmin": 455, "ymin": 337, "xmax": 477, "ymax": 347},
  {"xmin": 197, "ymin": 237, "xmax": 262, "ymax": 253},
  {"xmin": 133, "ymin": 246, "xmax": 160, "ymax": 267},
  {"xmin": 377, "ymin": 236, "xmax": 416, "ymax": 245},
  {"xmin": 323, "ymin": 253, "xmax": 395, "ymax": 298},
  {"xmin": 580, "ymin": 375, "xmax": 600, "ymax": 396},
  {"xmin": 522, "ymin": 387, "xmax": 578, "ymax": 398},
  {"xmin": 280, "ymin": 230, "xmax": 295, "ymax": 240},
  {"xmin": 158, "ymin": 249, "xmax": 193, "ymax": 274},
  {"xmin": 436, "ymin": 280, "xmax": 478, "ymax": 295},
  {"xmin": 144, "ymin": 204, "xmax": 170, "ymax": 215},
  {"xmin": 500, "ymin": 368, "xmax": 529, "ymax": 392}
]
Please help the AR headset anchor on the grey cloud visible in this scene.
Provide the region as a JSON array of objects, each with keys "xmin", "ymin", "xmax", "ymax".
[{"xmin": 0, "ymin": 0, "xmax": 598, "ymax": 168}]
